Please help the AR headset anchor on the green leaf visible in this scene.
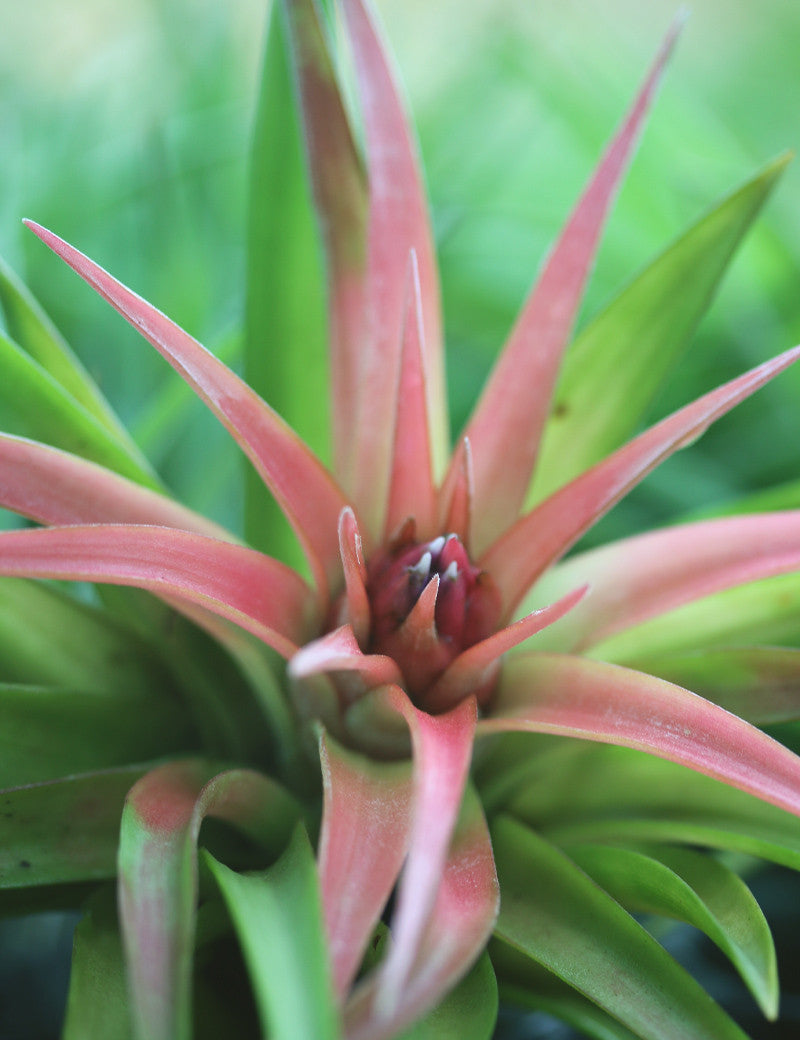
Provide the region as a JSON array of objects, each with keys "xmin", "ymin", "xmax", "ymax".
[
  {"xmin": 529, "ymin": 154, "xmax": 790, "ymax": 505},
  {"xmin": 0, "ymin": 682, "xmax": 197, "ymax": 787},
  {"xmin": 592, "ymin": 571, "xmax": 800, "ymax": 666},
  {"xmin": 62, "ymin": 886, "xmax": 133, "ymax": 1040},
  {"xmin": 244, "ymin": 0, "xmax": 329, "ymax": 568},
  {"xmin": 202, "ymin": 826, "xmax": 340, "ymax": 1040},
  {"xmin": 0, "ymin": 765, "xmax": 148, "ymax": 899},
  {"xmin": 0, "ymin": 252, "xmax": 138, "ymax": 446},
  {"xmin": 493, "ymin": 941, "xmax": 643, "ymax": 1040},
  {"xmin": 396, "ymin": 952, "xmax": 498, "ymax": 1040},
  {"xmin": 631, "ymin": 646, "xmax": 800, "ymax": 725},
  {"xmin": 118, "ymin": 761, "xmax": 301, "ymax": 1040},
  {"xmin": 500, "ymin": 740, "xmax": 800, "ymax": 871},
  {"xmin": 492, "ymin": 816, "xmax": 749, "ymax": 1040},
  {"xmin": 0, "ymin": 327, "xmax": 158, "ymax": 488},
  {"xmin": 568, "ymin": 842, "xmax": 778, "ymax": 1019}
]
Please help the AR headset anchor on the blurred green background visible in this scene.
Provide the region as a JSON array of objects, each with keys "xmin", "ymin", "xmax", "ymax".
[{"xmin": 1, "ymin": 0, "xmax": 798, "ymax": 541}]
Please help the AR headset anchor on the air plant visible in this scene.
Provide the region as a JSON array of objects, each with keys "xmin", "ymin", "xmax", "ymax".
[{"xmin": 2, "ymin": 1, "xmax": 800, "ymax": 1038}]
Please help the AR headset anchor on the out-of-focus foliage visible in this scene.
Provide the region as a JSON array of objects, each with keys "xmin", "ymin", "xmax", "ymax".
[{"xmin": 2, "ymin": 0, "xmax": 798, "ymax": 540}]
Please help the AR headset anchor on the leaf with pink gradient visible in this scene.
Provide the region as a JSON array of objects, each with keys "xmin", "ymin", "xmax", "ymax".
[
  {"xmin": 425, "ymin": 585, "xmax": 588, "ymax": 714},
  {"xmin": 366, "ymin": 689, "xmax": 478, "ymax": 1015},
  {"xmin": 338, "ymin": 507, "xmax": 371, "ymax": 645},
  {"xmin": 524, "ymin": 511, "xmax": 800, "ymax": 653},
  {"xmin": 24, "ymin": 221, "xmax": 350, "ymax": 596},
  {"xmin": 453, "ymin": 18, "xmax": 681, "ymax": 553},
  {"xmin": 0, "ymin": 524, "xmax": 315, "ymax": 658},
  {"xmin": 0, "ymin": 433, "xmax": 230, "ymax": 538},
  {"xmin": 384, "ymin": 252, "xmax": 437, "ymax": 542},
  {"xmin": 439, "ymin": 437, "xmax": 474, "ymax": 549},
  {"xmin": 341, "ymin": 0, "xmax": 447, "ymax": 530},
  {"xmin": 345, "ymin": 784, "xmax": 498, "ymax": 1040},
  {"xmin": 480, "ymin": 653, "xmax": 800, "ymax": 819},
  {"xmin": 282, "ymin": 0, "xmax": 368, "ymax": 480},
  {"xmin": 290, "ymin": 625, "xmax": 403, "ymax": 699},
  {"xmin": 317, "ymin": 731, "xmax": 413, "ymax": 999},
  {"xmin": 529, "ymin": 154, "xmax": 790, "ymax": 506},
  {"xmin": 483, "ymin": 343, "xmax": 800, "ymax": 616},
  {"xmin": 118, "ymin": 760, "xmax": 299, "ymax": 1040}
]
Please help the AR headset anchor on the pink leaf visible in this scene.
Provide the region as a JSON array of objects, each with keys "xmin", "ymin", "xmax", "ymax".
[
  {"xmin": 289, "ymin": 624, "xmax": 403, "ymax": 702},
  {"xmin": 367, "ymin": 688, "xmax": 478, "ymax": 1013},
  {"xmin": 24, "ymin": 221, "xmax": 351, "ymax": 598},
  {"xmin": 453, "ymin": 18, "xmax": 683, "ymax": 554},
  {"xmin": 480, "ymin": 653, "xmax": 800, "ymax": 819},
  {"xmin": 0, "ymin": 523, "xmax": 315, "ymax": 657},
  {"xmin": 281, "ymin": 0, "xmax": 369, "ymax": 479},
  {"xmin": 317, "ymin": 731, "xmax": 414, "ymax": 998},
  {"xmin": 345, "ymin": 785, "xmax": 498, "ymax": 1040},
  {"xmin": 439, "ymin": 437, "xmax": 474, "ymax": 549},
  {"xmin": 384, "ymin": 252, "xmax": 437, "ymax": 542},
  {"xmin": 0, "ymin": 432, "xmax": 230, "ymax": 538},
  {"xmin": 425, "ymin": 585, "xmax": 588, "ymax": 713},
  {"xmin": 483, "ymin": 343, "xmax": 800, "ymax": 616},
  {"xmin": 337, "ymin": 507, "xmax": 371, "ymax": 646},
  {"xmin": 527, "ymin": 511, "xmax": 800, "ymax": 653},
  {"xmin": 341, "ymin": 0, "xmax": 448, "ymax": 532},
  {"xmin": 119, "ymin": 761, "xmax": 299, "ymax": 1040}
]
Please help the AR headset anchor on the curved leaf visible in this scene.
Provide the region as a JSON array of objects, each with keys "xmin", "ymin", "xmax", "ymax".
[
  {"xmin": 0, "ymin": 523, "xmax": 316, "ymax": 658},
  {"xmin": 345, "ymin": 784, "xmax": 498, "ymax": 1040},
  {"xmin": 502, "ymin": 741, "xmax": 800, "ymax": 872},
  {"xmin": 0, "ymin": 432, "xmax": 230, "ymax": 538},
  {"xmin": 118, "ymin": 761, "xmax": 300, "ymax": 1040},
  {"xmin": 492, "ymin": 942, "xmax": 645, "ymax": 1040},
  {"xmin": 568, "ymin": 842, "xmax": 777, "ymax": 1018},
  {"xmin": 317, "ymin": 731, "xmax": 413, "ymax": 998},
  {"xmin": 523, "ymin": 511, "xmax": 800, "ymax": 654},
  {"xmin": 25, "ymin": 221, "xmax": 352, "ymax": 596},
  {"xmin": 281, "ymin": 0, "xmax": 367, "ymax": 480},
  {"xmin": 202, "ymin": 828, "xmax": 340, "ymax": 1040},
  {"xmin": 481, "ymin": 652, "xmax": 800, "ymax": 819},
  {"xmin": 492, "ymin": 816, "xmax": 749, "ymax": 1040}
]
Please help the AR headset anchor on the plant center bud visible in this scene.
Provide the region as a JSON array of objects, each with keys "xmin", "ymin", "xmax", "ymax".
[{"xmin": 365, "ymin": 529, "xmax": 501, "ymax": 708}]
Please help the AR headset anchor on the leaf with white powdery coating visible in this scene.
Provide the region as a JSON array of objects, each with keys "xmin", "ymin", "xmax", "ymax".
[{"xmin": 118, "ymin": 760, "xmax": 300, "ymax": 1040}]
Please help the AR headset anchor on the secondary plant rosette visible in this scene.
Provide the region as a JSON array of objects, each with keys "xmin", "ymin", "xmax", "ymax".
[{"xmin": 3, "ymin": 1, "xmax": 800, "ymax": 1038}]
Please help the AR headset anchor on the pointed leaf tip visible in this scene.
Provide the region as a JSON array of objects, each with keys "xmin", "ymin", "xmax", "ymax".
[
  {"xmin": 456, "ymin": 19, "xmax": 680, "ymax": 553},
  {"xmin": 24, "ymin": 220, "xmax": 350, "ymax": 598}
]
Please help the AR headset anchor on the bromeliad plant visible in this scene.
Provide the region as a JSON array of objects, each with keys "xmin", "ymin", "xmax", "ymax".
[{"xmin": 4, "ymin": 1, "xmax": 800, "ymax": 1038}]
